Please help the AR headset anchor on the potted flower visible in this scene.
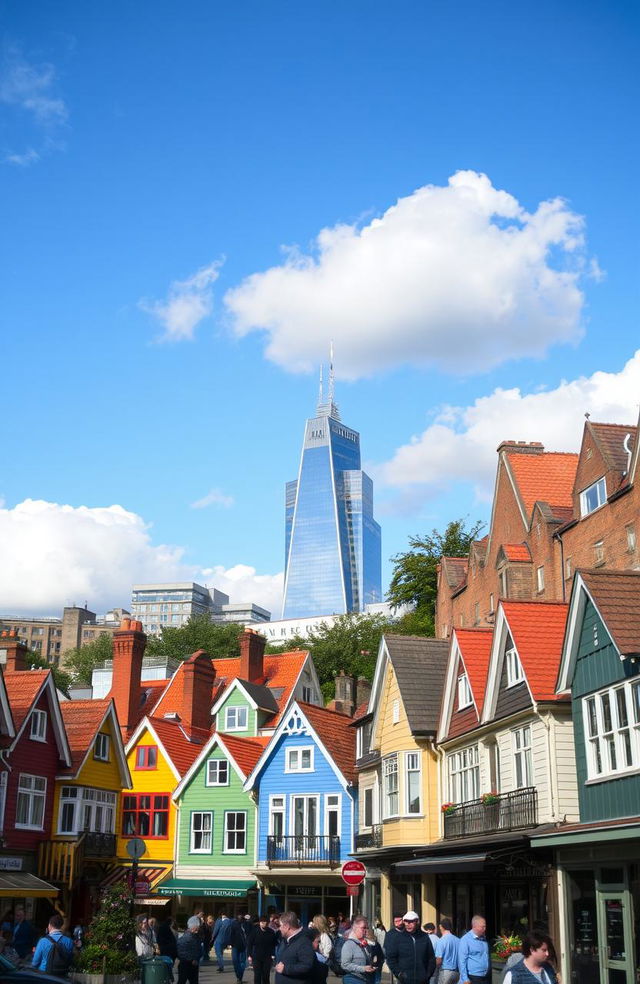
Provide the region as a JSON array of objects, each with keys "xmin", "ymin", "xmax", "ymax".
[
  {"xmin": 441, "ymin": 802, "xmax": 456, "ymax": 814},
  {"xmin": 73, "ymin": 885, "xmax": 139, "ymax": 984},
  {"xmin": 492, "ymin": 933, "xmax": 523, "ymax": 962},
  {"xmin": 481, "ymin": 792, "xmax": 500, "ymax": 805}
]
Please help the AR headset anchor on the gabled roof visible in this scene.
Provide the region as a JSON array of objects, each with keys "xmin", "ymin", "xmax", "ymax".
[
  {"xmin": 454, "ymin": 629, "xmax": 493, "ymax": 716},
  {"xmin": 298, "ymin": 702, "xmax": 357, "ymax": 783},
  {"xmin": 59, "ymin": 699, "xmax": 131, "ymax": 786},
  {"xmin": 383, "ymin": 635, "xmax": 449, "ymax": 735},
  {"xmin": 588, "ymin": 422, "xmax": 637, "ymax": 477},
  {"xmin": 500, "ymin": 543, "xmax": 532, "ymax": 563},
  {"xmin": 505, "ymin": 450, "xmax": 578, "ymax": 521},
  {"xmin": 172, "ymin": 731, "xmax": 270, "ymax": 799},
  {"xmin": 4, "ymin": 669, "xmax": 71, "ymax": 765},
  {"xmin": 147, "ymin": 717, "xmax": 210, "ymax": 776},
  {"xmin": 441, "ymin": 556, "xmax": 469, "ymax": 590}
]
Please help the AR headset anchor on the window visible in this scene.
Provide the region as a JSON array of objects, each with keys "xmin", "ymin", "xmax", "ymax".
[
  {"xmin": 225, "ymin": 706, "xmax": 248, "ymax": 731},
  {"xmin": 457, "ymin": 674, "xmax": 472, "ymax": 709},
  {"xmin": 16, "ymin": 775, "xmax": 46, "ymax": 829},
  {"xmin": 405, "ymin": 752, "xmax": 421, "ymax": 814},
  {"xmin": 190, "ymin": 812, "xmax": 212, "ymax": 853},
  {"xmin": 512, "ymin": 726, "xmax": 533, "ymax": 788},
  {"xmin": 270, "ymin": 796, "xmax": 285, "ymax": 841},
  {"xmin": 224, "ymin": 811, "xmax": 247, "ymax": 853},
  {"xmin": 594, "ymin": 540, "xmax": 605, "ymax": 565},
  {"xmin": 536, "ymin": 566, "xmax": 545, "ymax": 592},
  {"xmin": 363, "ymin": 787, "xmax": 373, "ymax": 828},
  {"xmin": 474, "ymin": 602, "xmax": 480, "ymax": 625},
  {"xmin": 506, "ymin": 647, "xmax": 524, "ymax": 687},
  {"xmin": 500, "ymin": 568, "xmax": 508, "ymax": 598},
  {"xmin": 580, "ymin": 477, "xmax": 606, "ymax": 516},
  {"xmin": 286, "ymin": 747, "xmax": 313, "ymax": 772},
  {"xmin": 206, "ymin": 759, "xmax": 229, "ymax": 786},
  {"xmin": 392, "ymin": 700, "xmax": 400, "ymax": 724},
  {"xmin": 94, "ymin": 733, "xmax": 110, "ymax": 762},
  {"xmin": 122, "ymin": 793, "xmax": 169, "ymax": 838},
  {"xmin": 135, "ymin": 746, "xmax": 157, "ymax": 770},
  {"xmin": 383, "ymin": 754, "xmax": 399, "ymax": 818},
  {"xmin": 302, "ymin": 685, "xmax": 313, "ymax": 702},
  {"xmin": 627, "ymin": 525, "xmax": 637, "ymax": 552},
  {"xmin": 489, "ymin": 593, "xmax": 495, "ymax": 614},
  {"xmin": 30, "ymin": 710, "xmax": 47, "ymax": 742},
  {"xmin": 325, "ymin": 794, "xmax": 340, "ymax": 837},
  {"xmin": 448, "ymin": 746, "xmax": 479, "ymax": 803},
  {"xmin": 59, "ymin": 787, "xmax": 116, "ymax": 834},
  {"xmin": 565, "ymin": 557, "xmax": 572, "ymax": 581},
  {"xmin": 583, "ymin": 681, "xmax": 640, "ymax": 780}
]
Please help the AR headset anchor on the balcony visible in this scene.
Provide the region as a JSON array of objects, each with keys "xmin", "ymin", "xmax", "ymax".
[
  {"xmin": 84, "ymin": 832, "xmax": 117, "ymax": 857},
  {"xmin": 266, "ymin": 835, "xmax": 340, "ymax": 868},
  {"xmin": 355, "ymin": 825, "xmax": 383, "ymax": 850},
  {"xmin": 444, "ymin": 787, "xmax": 538, "ymax": 840},
  {"xmin": 38, "ymin": 831, "xmax": 117, "ymax": 888}
]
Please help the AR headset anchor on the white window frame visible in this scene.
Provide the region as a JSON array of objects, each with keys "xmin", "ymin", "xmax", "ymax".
[
  {"xmin": 594, "ymin": 540, "xmax": 605, "ymax": 565},
  {"xmin": 405, "ymin": 751, "xmax": 421, "ymax": 815},
  {"xmin": 448, "ymin": 745, "xmax": 479, "ymax": 804},
  {"xmin": 363, "ymin": 787, "xmax": 374, "ymax": 829},
  {"xmin": 30, "ymin": 710, "xmax": 47, "ymax": 742},
  {"xmin": 512, "ymin": 725, "xmax": 533, "ymax": 788},
  {"xmin": 382, "ymin": 753, "xmax": 399, "ymax": 818},
  {"xmin": 302, "ymin": 685, "xmax": 313, "ymax": 702},
  {"xmin": 536, "ymin": 566, "xmax": 545, "ymax": 592},
  {"xmin": 565, "ymin": 556, "xmax": 572, "ymax": 581},
  {"xmin": 190, "ymin": 811, "xmax": 213, "ymax": 853},
  {"xmin": 457, "ymin": 674, "xmax": 472, "ymax": 709},
  {"xmin": 290, "ymin": 794, "xmax": 319, "ymax": 839},
  {"xmin": 94, "ymin": 733, "xmax": 109, "ymax": 762},
  {"xmin": 356, "ymin": 727, "xmax": 363, "ymax": 759},
  {"xmin": 324, "ymin": 793, "xmax": 341, "ymax": 839},
  {"xmin": 206, "ymin": 759, "xmax": 229, "ymax": 786},
  {"xmin": 224, "ymin": 706, "xmax": 248, "ymax": 732},
  {"xmin": 285, "ymin": 746, "xmax": 314, "ymax": 773},
  {"xmin": 583, "ymin": 680, "xmax": 640, "ymax": 781},
  {"xmin": 392, "ymin": 700, "xmax": 400, "ymax": 724},
  {"xmin": 580, "ymin": 477, "xmax": 607, "ymax": 517},
  {"xmin": 269, "ymin": 795, "xmax": 286, "ymax": 840},
  {"xmin": 506, "ymin": 647, "xmax": 524, "ymax": 687},
  {"xmin": 58, "ymin": 786, "xmax": 79, "ymax": 834},
  {"xmin": 16, "ymin": 774, "xmax": 47, "ymax": 830},
  {"xmin": 223, "ymin": 811, "xmax": 247, "ymax": 854}
]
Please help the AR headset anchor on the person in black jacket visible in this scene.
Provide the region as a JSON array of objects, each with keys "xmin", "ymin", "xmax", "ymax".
[
  {"xmin": 177, "ymin": 917, "xmax": 203, "ymax": 984},
  {"xmin": 248, "ymin": 916, "xmax": 278, "ymax": 984},
  {"xmin": 228, "ymin": 914, "xmax": 250, "ymax": 984},
  {"xmin": 274, "ymin": 912, "xmax": 315, "ymax": 984},
  {"xmin": 384, "ymin": 911, "xmax": 435, "ymax": 984}
]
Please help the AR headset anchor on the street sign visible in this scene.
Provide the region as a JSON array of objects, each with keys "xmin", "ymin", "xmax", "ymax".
[
  {"xmin": 126, "ymin": 838, "xmax": 146, "ymax": 860},
  {"xmin": 341, "ymin": 860, "xmax": 366, "ymax": 886},
  {"xmin": 346, "ymin": 886, "xmax": 360, "ymax": 897},
  {"xmin": 135, "ymin": 880, "xmax": 151, "ymax": 897}
]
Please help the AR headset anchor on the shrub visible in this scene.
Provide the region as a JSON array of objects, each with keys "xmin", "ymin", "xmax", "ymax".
[{"xmin": 76, "ymin": 884, "xmax": 139, "ymax": 976}]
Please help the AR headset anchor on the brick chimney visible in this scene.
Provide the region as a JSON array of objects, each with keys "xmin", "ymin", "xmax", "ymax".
[
  {"xmin": 356, "ymin": 675, "xmax": 372, "ymax": 710},
  {"xmin": 497, "ymin": 440, "xmax": 545, "ymax": 455},
  {"xmin": 239, "ymin": 628, "xmax": 266, "ymax": 683},
  {"xmin": 0, "ymin": 630, "xmax": 28, "ymax": 672},
  {"xmin": 111, "ymin": 618, "xmax": 146, "ymax": 737},
  {"xmin": 330, "ymin": 670, "xmax": 355, "ymax": 716},
  {"xmin": 181, "ymin": 650, "xmax": 216, "ymax": 734}
]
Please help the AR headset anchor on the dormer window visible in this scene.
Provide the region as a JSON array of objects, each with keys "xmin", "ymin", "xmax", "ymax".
[
  {"xmin": 580, "ymin": 477, "xmax": 606, "ymax": 517},
  {"xmin": 206, "ymin": 759, "xmax": 229, "ymax": 786},
  {"xmin": 286, "ymin": 747, "xmax": 313, "ymax": 772},
  {"xmin": 94, "ymin": 733, "xmax": 110, "ymax": 762},
  {"xmin": 506, "ymin": 647, "xmax": 524, "ymax": 687},
  {"xmin": 135, "ymin": 745, "xmax": 157, "ymax": 770},
  {"xmin": 225, "ymin": 706, "xmax": 248, "ymax": 731},
  {"xmin": 30, "ymin": 710, "xmax": 47, "ymax": 742},
  {"xmin": 457, "ymin": 674, "xmax": 472, "ymax": 709}
]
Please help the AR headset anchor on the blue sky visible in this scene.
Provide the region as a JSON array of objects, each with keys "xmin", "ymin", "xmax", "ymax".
[{"xmin": 1, "ymin": 0, "xmax": 639, "ymax": 617}]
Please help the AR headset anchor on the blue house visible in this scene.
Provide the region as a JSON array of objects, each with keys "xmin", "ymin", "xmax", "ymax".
[{"xmin": 244, "ymin": 701, "xmax": 357, "ymax": 922}]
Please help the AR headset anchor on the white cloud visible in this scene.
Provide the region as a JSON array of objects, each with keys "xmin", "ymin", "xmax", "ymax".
[
  {"xmin": 190, "ymin": 488, "xmax": 235, "ymax": 509},
  {"xmin": 140, "ymin": 261, "xmax": 222, "ymax": 342},
  {"xmin": 377, "ymin": 351, "xmax": 640, "ymax": 504},
  {"xmin": 225, "ymin": 171, "xmax": 592, "ymax": 379},
  {"xmin": 5, "ymin": 147, "xmax": 40, "ymax": 167},
  {"xmin": 0, "ymin": 50, "xmax": 68, "ymax": 125},
  {"xmin": 200, "ymin": 564, "xmax": 283, "ymax": 618}
]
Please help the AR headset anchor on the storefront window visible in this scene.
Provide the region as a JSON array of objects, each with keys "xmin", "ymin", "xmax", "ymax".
[{"xmin": 568, "ymin": 870, "xmax": 599, "ymax": 984}]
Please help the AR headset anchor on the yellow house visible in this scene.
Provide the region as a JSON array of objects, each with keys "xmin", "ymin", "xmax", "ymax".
[
  {"xmin": 39, "ymin": 698, "xmax": 131, "ymax": 921},
  {"xmin": 352, "ymin": 635, "xmax": 449, "ymax": 926}
]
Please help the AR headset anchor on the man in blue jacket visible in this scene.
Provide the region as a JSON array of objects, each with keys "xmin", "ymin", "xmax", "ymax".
[
  {"xmin": 31, "ymin": 914, "xmax": 74, "ymax": 975},
  {"xmin": 458, "ymin": 916, "xmax": 490, "ymax": 984}
]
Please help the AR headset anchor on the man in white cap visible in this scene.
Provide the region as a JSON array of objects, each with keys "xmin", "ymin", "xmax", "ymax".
[{"xmin": 384, "ymin": 911, "xmax": 436, "ymax": 984}]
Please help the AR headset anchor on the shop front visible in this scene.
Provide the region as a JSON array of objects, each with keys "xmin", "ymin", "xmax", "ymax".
[
  {"xmin": 157, "ymin": 878, "xmax": 259, "ymax": 920},
  {"xmin": 259, "ymin": 876, "xmax": 350, "ymax": 924},
  {"xmin": 0, "ymin": 870, "xmax": 59, "ymax": 928}
]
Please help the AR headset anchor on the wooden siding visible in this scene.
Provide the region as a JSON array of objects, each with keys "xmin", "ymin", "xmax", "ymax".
[
  {"xmin": 448, "ymin": 655, "xmax": 479, "ymax": 740},
  {"xmin": 494, "ymin": 644, "xmax": 532, "ymax": 720},
  {"xmin": 177, "ymin": 744, "xmax": 256, "ymax": 869},
  {"xmin": 215, "ymin": 689, "xmax": 257, "ymax": 736},
  {"xmin": 551, "ymin": 714, "xmax": 580, "ymax": 821},
  {"xmin": 116, "ymin": 728, "xmax": 176, "ymax": 864},
  {"xmin": 572, "ymin": 599, "xmax": 640, "ymax": 822}
]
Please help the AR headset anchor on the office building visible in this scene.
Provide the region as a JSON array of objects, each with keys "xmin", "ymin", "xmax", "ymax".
[
  {"xmin": 0, "ymin": 605, "xmax": 129, "ymax": 665},
  {"xmin": 282, "ymin": 364, "xmax": 382, "ymax": 619},
  {"xmin": 130, "ymin": 582, "xmax": 270, "ymax": 636}
]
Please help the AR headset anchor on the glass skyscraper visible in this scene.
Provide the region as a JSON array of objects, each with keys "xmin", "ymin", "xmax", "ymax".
[{"xmin": 282, "ymin": 374, "xmax": 382, "ymax": 619}]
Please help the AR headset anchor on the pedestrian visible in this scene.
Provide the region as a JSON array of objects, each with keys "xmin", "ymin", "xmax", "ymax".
[
  {"xmin": 327, "ymin": 917, "xmax": 338, "ymax": 940},
  {"xmin": 158, "ymin": 916, "xmax": 179, "ymax": 980},
  {"xmin": 30, "ymin": 913, "xmax": 74, "ymax": 977},
  {"xmin": 458, "ymin": 916, "xmax": 490, "ymax": 984},
  {"xmin": 305, "ymin": 928, "xmax": 329, "ymax": 984},
  {"xmin": 384, "ymin": 914, "xmax": 405, "ymax": 984},
  {"xmin": 311, "ymin": 916, "xmax": 333, "ymax": 961},
  {"xmin": 201, "ymin": 915, "xmax": 214, "ymax": 964},
  {"xmin": 340, "ymin": 916, "xmax": 375, "ymax": 984},
  {"xmin": 212, "ymin": 911, "xmax": 232, "ymax": 973},
  {"xmin": 434, "ymin": 919, "xmax": 459, "ymax": 984},
  {"xmin": 502, "ymin": 932, "xmax": 558, "ymax": 984},
  {"xmin": 136, "ymin": 915, "xmax": 155, "ymax": 960},
  {"xmin": 424, "ymin": 925, "xmax": 439, "ymax": 984},
  {"xmin": 178, "ymin": 917, "xmax": 203, "ymax": 984},
  {"xmin": 247, "ymin": 914, "xmax": 277, "ymax": 984},
  {"xmin": 72, "ymin": 922, "xmax": 84, "ymax": 950},
  {"xmin": 11, "ymin": 907, "xmax": 34, "ymax": 960},
  {"xmin": 373, "ymin": 921, "xmax": 386, "ymax": 950},
  {"xmin": 337, "ymin": 913, "xmax": 352, "ymax": 937},
  {"xmin": 365, "ymin": 924, "xmax": 384, "ymax": 984},
  {"xmin": 384, "ymin": 911, "xmax": 436, "ymax": 984},
  {"xmin": 229, "ymin": 913, "xmax": 250, "ymax": 984},
  {"xmin": 274, "ymin": 911, "xmax": 315, "ymax": 984}
]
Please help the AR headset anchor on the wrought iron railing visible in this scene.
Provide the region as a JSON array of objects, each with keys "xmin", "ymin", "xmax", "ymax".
[
  {"xmin": 266, "ymin": 835, "xmax": 341, "ymax": 867},
  {"xmin": 355, "ymin": 825, "xmax": 383, "ymax": 850},
  {"xmin": 84, "ymin": 831, "xmax": 117, "ymax": 857},
  {"xmin": 443, "ymin": 787, "xmax": 538, "ymax": 839}
]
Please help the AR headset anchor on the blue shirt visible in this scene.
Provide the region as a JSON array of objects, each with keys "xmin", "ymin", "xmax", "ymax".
[
  {"xmin": 458, "ymin": 930, "xmax": 489, "ymax": 981},
  {"xmin": 435, "ymin": 933, "xmax": 460, "ymax": 970},
  {"xmin": 32, "ymin": 932, "xmax": 74, "ymax": 972}
]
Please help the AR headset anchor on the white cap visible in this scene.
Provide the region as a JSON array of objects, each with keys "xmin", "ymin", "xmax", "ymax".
[{"xmin": 403, "ymin": 911, "xmax": 419, "ymax": 921}]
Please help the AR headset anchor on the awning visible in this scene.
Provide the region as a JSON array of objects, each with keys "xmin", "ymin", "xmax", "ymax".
[
  {"xmin": 100, "ymin": 865, "xmax": 170, "ymax": 891},
  {"xmin": 393, "ymin": 853, "xmax": 487, "ymax": 875},
  {"xmin": 157, "ymin": 878, "xmax": 256, "ymax": 898},
  {"xmin": 0, "ymin": 873, "xmax": 58, "ymax": 898}
]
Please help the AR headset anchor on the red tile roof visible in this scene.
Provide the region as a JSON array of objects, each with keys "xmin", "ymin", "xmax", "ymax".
[
  {"xmin": 506, "ymin": 451, "xmax": 578, "ymax": 519},
  {"xmin": 148, "ymin": 717, "xmax": 211, "ymax": 776},
  {"xmin": 4, "ymin": 670, "xmax": 49, "ymax": 731},
  {"xmin": 501, "ymin": 601, "xmax": 569, "ymax": 701},
  {"xmin": 442, "ymin": 557, "xmax": 469, "ymax": 590},
  {"xmin": 502, "ymin": 543, "xmax": 532, "ymax": 563},
  {"xmin": 218, "ymin": 733, "xmax": 270, "ymax": 777},
  {"xmin": 60, "ymin": 699, "xmax": 111, "ymax": 773},
  {"xmin": 298, "ymin": 702, "xmax": 356, "ymax": 783},
  {"xmin": 455, "ymin": 629, "xmax": 493, "ymax": 716}
]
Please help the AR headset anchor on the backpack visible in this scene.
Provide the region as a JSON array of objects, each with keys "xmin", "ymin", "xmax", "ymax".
[
  {"xmin": 328, "ymin": 936, "xmax": 346, "ymax": 977},
  {"xmin": 45, "ymin": 935, "xmax": 74, "ymax": 977}
]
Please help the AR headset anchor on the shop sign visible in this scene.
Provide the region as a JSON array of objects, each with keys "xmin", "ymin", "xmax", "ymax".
[
  {"xmin": 0, "ymin": 858, "xmax": 22, "ymax": 871},
  {"xmin": 135, "ymin": 881, "xmax": 151, "ymax": 897},
  {"xmin": 202, "ymin": 887, "xmax": 248, "ymax": 898},
  {"xmin": 290, "ymin": 886, "xmax": 321, "ymax": 896},
  {"xmin": 346, "ymin": 886, "xmax": 360, "ymax": 897},
  {"xmin": 341, "ymin": 861, "xmax": 366, "ymax": 886}
]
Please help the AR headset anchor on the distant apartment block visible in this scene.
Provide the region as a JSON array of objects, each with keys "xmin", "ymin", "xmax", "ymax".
[
  {"xmin": 0, "ymin": 605, "xmax": 129, "ymax": 664},
  {"xmin": 130, "ymin": 582, "xmax": 270, "ymax": 636}
]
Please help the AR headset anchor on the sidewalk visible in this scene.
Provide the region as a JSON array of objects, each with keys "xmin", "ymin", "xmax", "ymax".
[{"xmin": 198, "ymin": 960, "xmax": 394, "ymax": 984}]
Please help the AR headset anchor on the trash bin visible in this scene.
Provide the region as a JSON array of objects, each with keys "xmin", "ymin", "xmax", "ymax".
[{"xmin": 141, "ymin": 957, "xmax": 170, "ymax": 984}]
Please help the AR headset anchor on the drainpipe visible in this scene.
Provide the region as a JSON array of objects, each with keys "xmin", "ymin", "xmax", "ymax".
[
  {"xmin": 543, "ymin": 712, "xmax": 557, "ymax": 820},
  {"xmin": 555, "ymin": 531, "xmax": 566, "ymax": 603}
]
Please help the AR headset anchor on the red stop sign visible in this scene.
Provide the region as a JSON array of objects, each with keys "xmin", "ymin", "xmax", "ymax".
[{"xmin": 341, "ymin": 860, "xmax": 367, "ymax": 886}]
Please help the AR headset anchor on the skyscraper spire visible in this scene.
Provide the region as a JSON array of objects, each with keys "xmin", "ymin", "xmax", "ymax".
[
  {"xmin": 316, "ymin": 342, "xmax": 340, "ymax": 419},
  {"xmin": 328, "ymin": 339, "xmax": 335, "ymax": 408},
  {"xmin": 317, "ymin": 363, "xmax": 324, "ymax": 413}
]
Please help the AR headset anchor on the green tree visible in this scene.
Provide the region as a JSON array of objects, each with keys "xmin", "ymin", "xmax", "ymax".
[
  {"xmin": 63, "ymin": 632, "xmax": 113, "ymax": 686},
  {"xmin": 303, "ymin": 613, "xmax": 391, "ymax": 701},
  {"xmin": 26, "ymin": 652, "xmax": 72, "ymax": 696},
  {"xmin": 76, "ymin": 883, "xmax": 139, "ymax": 975},
  {"xmin": 387, "ymin": 518, "xmax": 484, "ymax": 633},
  {"xmin": 146, "ymin": 613, "xmax": 245, "ymax": 662},
  {"xmin": 264, "ymin": 635, "xmax": 309, "ymax": 655}
]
